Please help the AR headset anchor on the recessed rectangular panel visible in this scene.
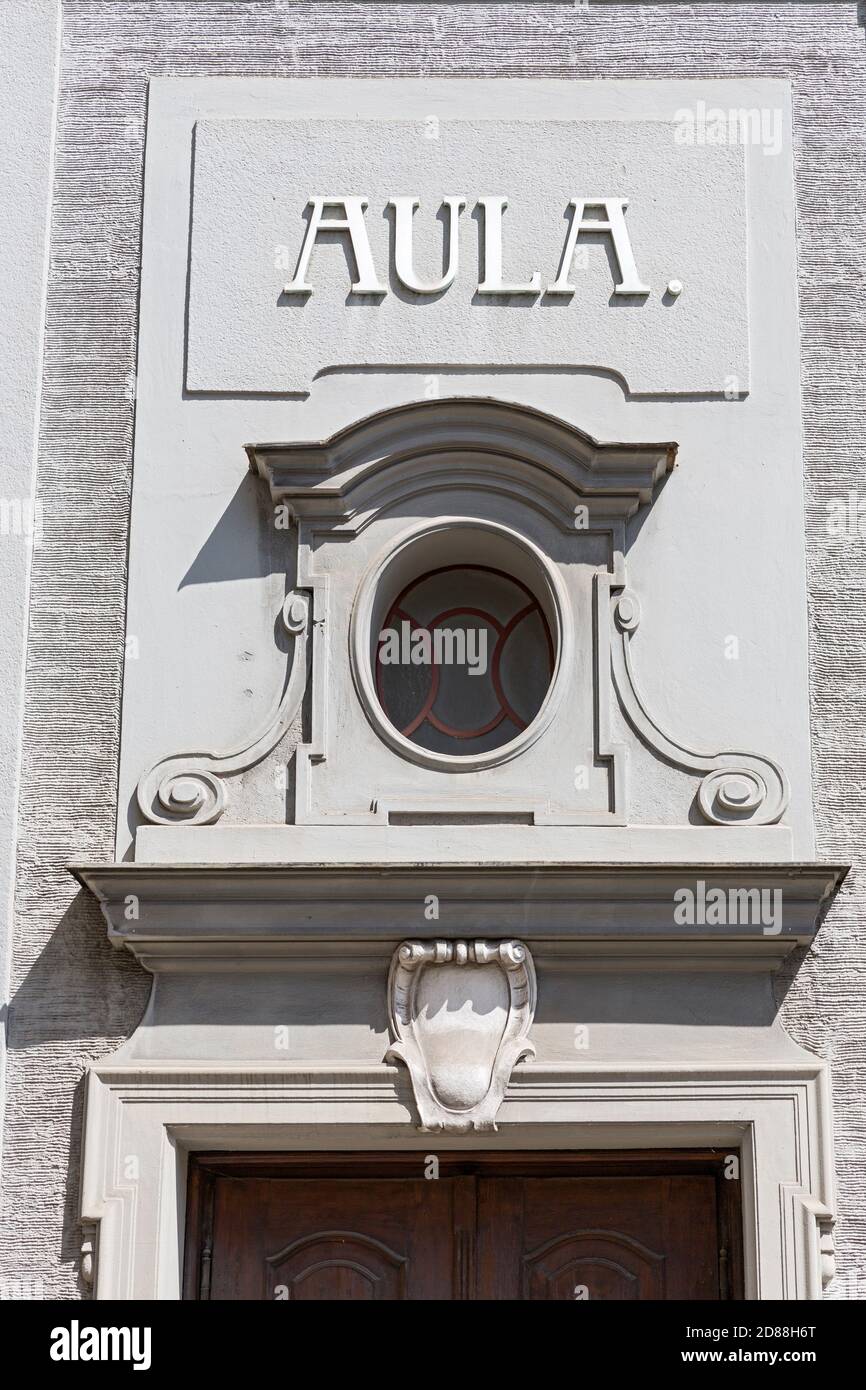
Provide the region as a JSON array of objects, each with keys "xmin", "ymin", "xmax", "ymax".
[{"xmin": 187, "ymin": 116, "xmax": 748, "ymax": 396}]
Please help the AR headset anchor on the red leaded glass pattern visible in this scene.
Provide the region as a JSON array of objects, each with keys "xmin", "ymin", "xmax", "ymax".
[{"xmin": 375, "ymin": 565, "xmax": 555, "ymax": 756}]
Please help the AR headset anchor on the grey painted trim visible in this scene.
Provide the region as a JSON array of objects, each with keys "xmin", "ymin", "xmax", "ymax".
[{"xmin": 0, "ymin": 0, "xmax": 61, "ymax": 1192}]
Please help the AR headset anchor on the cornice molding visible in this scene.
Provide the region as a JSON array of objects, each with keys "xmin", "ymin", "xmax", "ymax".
[
  {"xmin": 71, "ymin": 860, "xmax": 847, "ymax": 970},
  {"xmin": 246, "ymin": 396, "xmax": 677, "ymax": 524}
]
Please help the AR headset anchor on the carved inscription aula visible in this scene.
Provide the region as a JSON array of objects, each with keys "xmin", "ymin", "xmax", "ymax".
[{"xmin": 283, "ymin": 196, "xmax": 650, "ymax": 297}]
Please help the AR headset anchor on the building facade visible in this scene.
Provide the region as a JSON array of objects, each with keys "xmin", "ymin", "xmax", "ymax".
[{"xmin": 0, "ymin": 1, "xmax": 864, "ymax": 1302}]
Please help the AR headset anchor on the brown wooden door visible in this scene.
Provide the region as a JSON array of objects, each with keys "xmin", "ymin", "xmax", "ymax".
[
  {"xmin": 184, "ymin": 1152, "xmax": 741, "ymax": 1301},
  {"xmin": 476, "ymin": 1175, "xmax": 719, "ymax": 1300},
  {"xmin": 195, "ymin": 1174, "xmax": 469, "ymax": 1299}
]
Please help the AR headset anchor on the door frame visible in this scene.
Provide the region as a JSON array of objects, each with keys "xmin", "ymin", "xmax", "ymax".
[
  {"xmin": 79, "ymin": 1059, "xmax": 834, "ymax": 1300},
  {"xmin": 182, "ymin": 1148, "xmax": 745, "ymax": 1300}
]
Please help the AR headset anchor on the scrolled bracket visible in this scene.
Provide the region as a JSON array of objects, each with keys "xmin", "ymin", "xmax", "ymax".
[
  {"xmin": 80, "ymin": 1223, "xmax": 97, "ymax": 1290},
  {"xmin": 136, "ymin": 589, "xmax": 311, "ymax": 826},
  {"xmin": 610, "ymin": 586, "xmax": 789, "ymax": 826},
  {"xmin": 819, "ymin": 1217, "xmax": 836, "ymax": 1290}
]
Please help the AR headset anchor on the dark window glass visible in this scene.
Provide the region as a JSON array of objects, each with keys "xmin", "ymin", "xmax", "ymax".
[{"xmin": 376, "ymin": 565, "xmax": 554, "ymax": 756}]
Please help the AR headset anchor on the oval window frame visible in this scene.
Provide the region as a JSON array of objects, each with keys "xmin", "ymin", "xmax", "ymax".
[{"xmin": 349, "ymin": 517, "xmax": 572, "ymax": 773}]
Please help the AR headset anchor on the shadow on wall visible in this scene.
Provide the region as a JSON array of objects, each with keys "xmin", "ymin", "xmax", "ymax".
[
  {"xmin": 7, "ymin": 889, "xmax": 149, "ymax": 1045},
  {"xmin": 179, "ymin": 468, "xmax": 287, "ymax": 587},
  {"xmin": 4, "ymin": 889, "xmax": 150, "ymax": 1290},
  {"xmin": 177, "ymin": 373, "xmax": 686, "ymax": 589},
  {"xmin": 139, "ymin": 955, "xmax": 805, "ymax": 1038}
]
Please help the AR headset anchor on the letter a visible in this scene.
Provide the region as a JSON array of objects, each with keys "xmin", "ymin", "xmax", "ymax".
[
  {"xmin": 284, "ymin": 197, "xmax": 386, "ymax": 294},
  {"xmin": 548, "ymin": 199, "xmax": 650, "ymax": 296},
  {"xmin": 378, "ymin": 629, "xmax": 401, "ymax": 665},
  {"xmin": 50, "ymin": 1329, "xmax": 70, "ymax": 1363}
]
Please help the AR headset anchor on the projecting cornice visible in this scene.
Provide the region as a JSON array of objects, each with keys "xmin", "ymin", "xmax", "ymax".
[
  {"xmin": 71, "ymin": 861, "xmax": 847, "ymax": 973},
  {"xmin": 246, "ymin": 397, "xmax": 677, "ymax": 525}
]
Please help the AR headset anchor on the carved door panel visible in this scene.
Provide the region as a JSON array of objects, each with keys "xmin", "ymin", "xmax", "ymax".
[
  {"xmin": 476, "ymin": 1175, "xmax": 720, "ymax": 1301},
  {"xmin": 189, "ymin": 1169, "xmax": 465, "ymax": 1300},
  {"xmin": 184, "ymin": 1154, "xmax": 739, "ymax": 1300}
]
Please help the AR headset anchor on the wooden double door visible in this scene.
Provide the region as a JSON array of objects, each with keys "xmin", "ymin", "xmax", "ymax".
[{"xmin": 184, "ymin": 1151, "xmax": 742, "ymax": 1301}]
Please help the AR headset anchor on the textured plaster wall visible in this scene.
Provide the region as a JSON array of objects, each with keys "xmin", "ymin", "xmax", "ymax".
[{"xmin": 0, "ymin": 1, "xmax": 863, "ymax": 1299}]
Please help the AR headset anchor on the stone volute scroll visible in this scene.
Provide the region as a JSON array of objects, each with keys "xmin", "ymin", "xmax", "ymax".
[
  {"xmin": 135, "ymin": 590, "xmax": 310, "ymax": 825},
  {"xmin": 386, "ymin": 939, "xmax": 536, "ymax": 1133},
  {"xmin": 608, "ymin": 587, "xmax": 790, "ymax": 826}
]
